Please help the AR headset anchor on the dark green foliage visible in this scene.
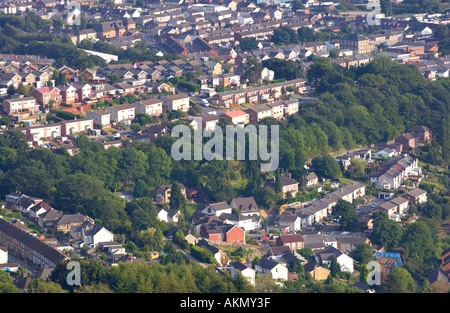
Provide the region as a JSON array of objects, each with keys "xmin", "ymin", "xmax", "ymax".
[
  {"xmin": 331, "ymin": 199, "xmax": 358, "ymax": 231},
  {"xmin": 240, "ymin": 37, "xmax": 259, "ymax": 52},
  {"xmin": 311, "ymin": 155, "xmax": 342, "ymax": 179},
  {"xmin": 369, "ymin": 212, "xmax": 403, "ymax": 250},
  {"xmin": 272, "ymin": 27, "xmax": 300, "ymax": 45},
  {"xmin": 169, "ymin": 182, "xmax": 185, "ymax": 211},
  {"xmin": 262, "ymin": 58, "xmax": 304, "ymax": 80}
]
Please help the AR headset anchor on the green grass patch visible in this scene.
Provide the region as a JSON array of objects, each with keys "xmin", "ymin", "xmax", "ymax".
[{"xmin": 185, "ymin": 202, "xmax": 196, "ymax": 220}]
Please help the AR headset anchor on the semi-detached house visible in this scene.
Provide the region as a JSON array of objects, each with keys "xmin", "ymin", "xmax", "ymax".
[
  {"xmin": 2, "ymin": 97, "xmax": 39, "ymax": 115},
  {"xmin": 59, "ymin": 117, "xmax": 94, "ymax": 136},
  {"xmin": 132, "ymin": 98, "xmax": 163, "ymax": 117},
  {"xmin": 163, "ymin": 93, "xmax": 190, "ymax": 112},
  {"xmin": 106, "ymin": 103, "xmax": 135, "ymax": 124},
  {"xmin": 25, "ymin": 123, "xmax": 61, "ymax": 141}
]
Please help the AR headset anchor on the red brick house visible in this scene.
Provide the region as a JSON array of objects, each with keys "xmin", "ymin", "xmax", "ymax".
[
  {"xmin": 406, "ymin": 125, "xmax": 432, "ymax": 146},
  {"xmin": 394, "ymin": 133, "xmax": 419, "ymax": 151},
  {"xmin": 202, "ymin": 223, "xmax": 245, "ymax": 245},
  {"xmin": 31, "ymin": 86, "xmax": 62, "ymax": 107},
  {"xmin": 276, "ymin": 234, "xmax": 305, "ymax": 251}
]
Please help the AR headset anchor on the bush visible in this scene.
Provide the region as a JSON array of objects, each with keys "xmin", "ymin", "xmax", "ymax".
[
  {"xmin": 178, "ymin": 81, "xmax": 201, "ymax": 93},
  {"xmin": 191, "ymin": 245, "xmax": 216, "ymax": 264}
]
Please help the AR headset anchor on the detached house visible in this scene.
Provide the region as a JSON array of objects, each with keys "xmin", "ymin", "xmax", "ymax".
[
  {"xmin": 56, "ymin": 213, "xmax": 93, "ymax": 234},
  {"xmin": 305, "ymin": 172, "xmax": 319, "ymax": 187},
  {"xmin": 267, "ymin": 174, "xmax": 299, "ymax": 199},
  {"xmin": 202, "ymin": 223, "xmax": 245, "ymax": 245},
  {"xmin": 95, "ymin": 20, "xmax": 127, "ymax": 39},
  {"xmin": 316, "ymin": 245, "xmax": 354, "ymax": 273},
  {"xmin": 255, "ymin": 258, "xmax": 288, "ymax": 281},
  {"xmin": 405, "ymin": 125, "xmax": 432, "ymax": 146},
  {"xmin": 230, "ymin": 197, "xmax": 259, "ymax": 216},
  {"xmin": 230, "ymin": 261, "xmax": 255, "ymax": 286},
  {"xmin": 80, "ymin": 224, "xmax": 114, "ymax": 249},
  {"xmin": 220, "ymin": 213, "xmax": 261, "ymax": 232},
  {"xmin": 202, "ymin": 202, "xmax": 233, "ymax": 217},
  {"xmin": 155, "ymin": 183, "xmax": 187, "ymax": 203},
  {"xmin": 157, "ymin": 207, "xmax": 181, "ymax": 223},
  {"xmin": 0, "ymin": 73, "xmax": 22, "ymax": 89},
  {"xmin": 222, "ymin": 110, "xmax": 249, "ymax": 125}
]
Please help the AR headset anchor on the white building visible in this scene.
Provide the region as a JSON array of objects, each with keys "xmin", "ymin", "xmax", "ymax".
[
  {"xmin": 87, "ymin": 109, "xmax": 112, "ymax": 127},
  {"xmin": 132, "ymin": 98, "xmax": 163, "ymax": 117},
  {"xmin": 202, "ymin": 202, "xmax": 233, "ymax": 217},
  {"xmin": 317, "ymin": 246, "xmax": 354, "ymax": 273},
  {"xmin": 261, "ymin": 67, "xmax": 274, "ymax": 81},
  {"xmin": 105, "ymin": 103, "xmax": 135, "ymax": 124},
  {"xmin": 83, "ymin": 225, "xmax": 114, "ymax": 249},
  {"xmin": 230, "ymin": 261, "xmax": 256, "ymax": 286},
  {"xmin": 255, "ymin": 258, "xmax": 288, "ymax": 281},
  {"xmin": 220, "ymin": 213, "xmax": 260, "ymax": 231},
  {"xmin": 82, "ymin": 49, "xmax": 119, "ymax": 63}
]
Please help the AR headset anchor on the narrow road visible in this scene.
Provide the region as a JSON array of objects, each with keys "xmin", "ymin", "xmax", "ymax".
[{"xmin": 164, "ymin": 237, "xmax": 208, "ymax": 268}]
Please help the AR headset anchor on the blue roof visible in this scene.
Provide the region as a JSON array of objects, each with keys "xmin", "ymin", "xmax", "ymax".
[{"xmin": 374, "ymin": 252, "xmax": 402, "ymax": 266}]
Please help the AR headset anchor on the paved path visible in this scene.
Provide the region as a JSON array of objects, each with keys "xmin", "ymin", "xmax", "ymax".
[{"xmin": 165, "ymin": 238, "xmax": 208, "ymax": 269}]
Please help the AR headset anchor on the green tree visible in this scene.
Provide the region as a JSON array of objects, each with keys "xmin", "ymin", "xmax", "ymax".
[
  {"xmin": 348, "ymin": 158, "xmax": 366, "ymax": 179},
  {"xmin": 133, "ymin": 179, "xmax": 149, "ymax": 198},
  {"xmin": 7, "ymin": 84, "xmax": 15, "ymax": 95},
  {"xmin": 311, "ymin": 155, "xmax": 342, "ymax": 179},
  {"xmin": 292, "ymin": 0, "xmax": 305, "ymax": 10},
  {"xmin": 274, "ymin": 170, "xmax": 283, "ymax": 198},
  {"xmin": 241, "ymin": 56, "xmax": 262, "ymax": 85},
  {"xmin": 359, "ymin": 263, "xmax": 369, "ymax": 283},
  {"xmin": 169, "ymin": 182, "xmax": 186, "ymax": 211},
  {"xmin": 0, "ymin": 271, "xmax": 19, "ymax": 293},
  {"xmin": 370, "ymin": 212, "xmax": 403, "ymax": 250},
  {"xmin": 262, "ymin": 58, "xmax": 303, "ymax": 80},
  {"xmin": 297, "ymin": 26, "xmax": 315, "ymax": 42},
  {"xmin": 330, "ymin": 255, "xmax": 341, "ymax": 277},
  {"xmin": 332, "ymin": 199, "xmax": 358, "ymax": 231},
  {"xmin": 30, "ymin": 279, "xmax": 68, "ymax": 293},
  {"xmin": 256, "ymin": 186, "xmax": 277, "ymax": 209},
  {"xmin": 438, "ymin": 38, "xmax": 450, "ymax": 56},
  {"xmin": 350, "ymin": 243, "xmax": 374, "ymax": 265},
  {"xmin": 240, "ymin": 37, "xmax": 259, "ymax": 52},
  {"xmin": 380, "ymin": 0, "xmax": 393, "ymax": 16},
  {"xmin": 421, "ymin": 199, "xmax": 443, "ymax": 220},
  {"xmin": 401, "ymin": 220, "xmax": 436, "ymax": 263},
  {"xmin": 381, "ymin": 267, "xmax": 416, "ymax": 293}
]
